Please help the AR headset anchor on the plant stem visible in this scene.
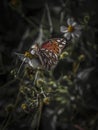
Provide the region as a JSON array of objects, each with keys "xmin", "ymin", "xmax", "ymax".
[
  {"xmin": 36, "ymin": 99, "xmax": 43, "ymax": 130},
  {"xmin": 0, "ymin": 92, "xmax": 20, "ymax": 130}
]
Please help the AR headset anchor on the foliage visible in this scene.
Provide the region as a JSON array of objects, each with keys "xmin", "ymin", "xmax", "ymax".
[{"xmin": 0, "ymin": 0, "xmax": 98, "ymax": 130}]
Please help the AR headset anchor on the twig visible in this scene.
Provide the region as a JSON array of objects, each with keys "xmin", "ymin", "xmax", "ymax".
[
  {"xmin": 0, "ymin": 92, "xmax": 20, "ymax": 130},
  {"xmin": 45, "ymin": 3, "xmax": 53, "ymax": 33},
  {"xmin": 34, "ymin": 9, "xmax": 45, "ymax": 45},
  {"xmin": 36, "ymin": 98, "xmax": 43, "ymax": 130},
  {"xmin": 0, "ymin": 113, "xmax": 12, "ymax": 130},
  {"xmin": 9, "ymin": 4, "xmax": 37, "ymax": 28},
  {"xmin": 60, "ymin": 0, "xmax": 69, "ymax": 24},
  {"xmin": 17, "ymin": 28, "xmax": 30, "ymax": 51},
  {"xmin": 33, "ymin": 70, "xmax": 39, "ymax": 85},
  {"xmin": 0, "ymin": 79, "xmax": 17, "ymax": 88}
]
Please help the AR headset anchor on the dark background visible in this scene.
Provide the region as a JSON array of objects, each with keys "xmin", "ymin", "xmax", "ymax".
[{"xmin": 0, "ymin": 0, "xmax": 98, "ymax": 130}]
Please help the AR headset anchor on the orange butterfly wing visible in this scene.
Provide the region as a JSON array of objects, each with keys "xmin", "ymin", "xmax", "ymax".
[{"xmin": 41, "ymin": 38, "xmax": 67, "ymax": 55}]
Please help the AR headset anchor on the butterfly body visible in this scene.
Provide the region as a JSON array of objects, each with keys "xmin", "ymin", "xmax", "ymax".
[{"xmin": 16, "ymin": 38, "xmax": 68, "ymax": 70}]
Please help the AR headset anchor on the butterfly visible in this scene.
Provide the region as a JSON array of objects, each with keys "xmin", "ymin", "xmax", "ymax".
[{"xmin": 15, "ymin": 38, "xmax": 69, "ymax": 71}]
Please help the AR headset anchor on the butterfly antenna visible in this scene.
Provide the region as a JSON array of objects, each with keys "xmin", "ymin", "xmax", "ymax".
[{"xmin": 16, "ymin": 58, "xmax": 26, "ymax": 77}]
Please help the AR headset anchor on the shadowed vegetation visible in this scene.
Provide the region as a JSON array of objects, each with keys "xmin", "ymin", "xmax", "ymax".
[{"xmin": 0, "ymin": 0, "xmax": 98, "ymax": 130}]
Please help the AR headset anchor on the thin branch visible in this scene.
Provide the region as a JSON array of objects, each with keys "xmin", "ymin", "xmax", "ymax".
[
  {"xmin": 36, "ymin": 99, "xmax": 43, "ymax": 130},
  {"xmin": 0, "ymin": 79, "xmax": 17, "ymax": 88},
  {"xmin": 60, "ymin": 0, "xmax": 69, "ymax": 24},
  {"xmin": 17, "ymin": 28, "xmax": 30, "ymax": 51},
  {"xmin": 9, "ymin": 4, "xmax": 38, "ymax": 28},
  {"xmin": 0, "ymin": 92, "xmax": 21, "ymax": 130},
  {"xmin": 45, "ymin": 3, "xmax": 53, "ymax": 33}
]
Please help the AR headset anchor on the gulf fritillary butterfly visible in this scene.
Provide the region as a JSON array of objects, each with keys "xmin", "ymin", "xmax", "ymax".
[{"xmin": 16, "ymin": 38, "xmax": 69, "ymax": 70}]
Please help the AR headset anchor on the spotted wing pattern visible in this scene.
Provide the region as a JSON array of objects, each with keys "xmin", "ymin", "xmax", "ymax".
[
  {"xmin": 38, "ymin": 49, "xmax": 58, "ymax": 70},
  {"xmin": 38, "ymin": 38, "xmax": 68, "ymax": 70},
  {"xmin": 41, "ymin": 38, "xmax": 68, "ymax": 55}
]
